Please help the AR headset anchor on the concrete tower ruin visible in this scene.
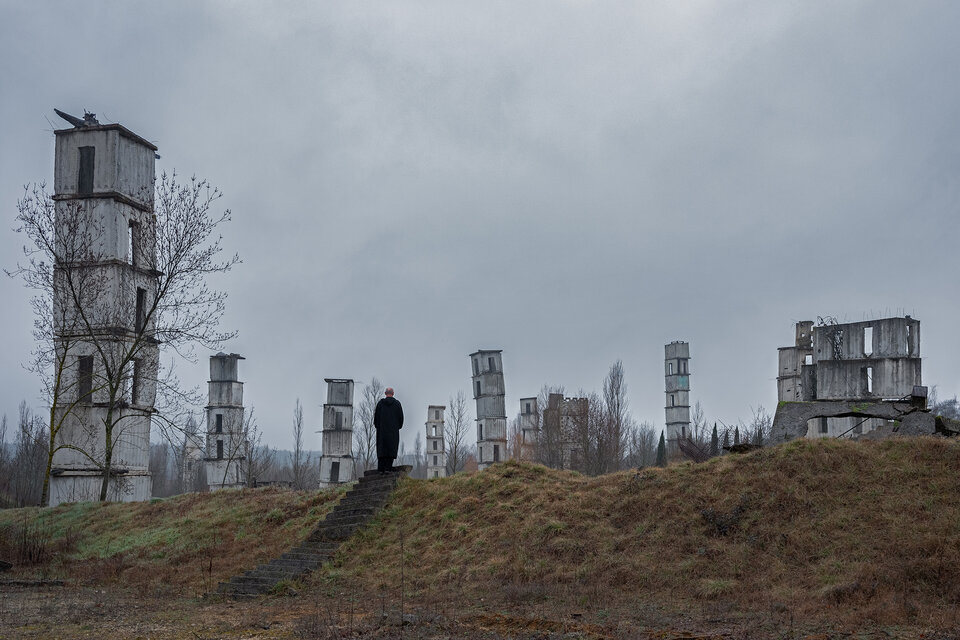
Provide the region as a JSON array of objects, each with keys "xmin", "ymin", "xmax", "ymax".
[
  {"xmin": 664, "ymin": 341, "xmax": 691, "ymax": 442},
  {"xmin": 425, "ymin": 405, "xmax": 446, "ymax": 478},
  {"xmin": 470, "ymin": 350, "xmax": 506, "ymax": 470},
  {"xmin": 319, "ymin": 379, "xmax": 354, "ymax": 487},
  {"xmin": 519, "ymin": 397, "xmax": 539, "ymax": 461},
  {"xmin": 205, "ymin": 353, "xmax": 247, "ymax": 490},
  {"xmin": 48, "ymin": 111, "xmax": 159, "ymax": 505},
  {"xmin": 775, "ymin": 317, "xmax": 922, "ymax": 438}
]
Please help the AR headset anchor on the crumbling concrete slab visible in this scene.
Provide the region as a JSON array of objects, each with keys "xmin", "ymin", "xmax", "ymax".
[{"xmin": 771, "ymin": 400, "xmax": 935, "ymax": 444}]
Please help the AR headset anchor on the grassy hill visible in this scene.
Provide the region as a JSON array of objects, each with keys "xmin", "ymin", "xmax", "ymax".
[{"xmin": 3, "ymin": 437, "xmax": 960, "ymax": 630}]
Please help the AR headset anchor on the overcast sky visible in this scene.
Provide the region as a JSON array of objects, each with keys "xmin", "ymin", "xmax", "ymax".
[{"xmin": 2, "ymin": 1, "xmax": 958, "ymax": 453}]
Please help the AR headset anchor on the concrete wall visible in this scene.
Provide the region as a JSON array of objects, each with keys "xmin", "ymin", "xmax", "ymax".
[
  {"xmin": 54, "ymin": 126, "xmax": 156, "ymax": 206},
  {"xmin": 49, "ymin": 121, "xmax": 158, "ymax": 506},
  {"xmin": 471, "ymin": 350, "xmax": 506, "ymax": 471},
  {"xmin": 426, "ymin": 405, "xmax": 446, "ymax": 478},
  {"xmin": 320, "ymin": 378, "xmax": 355, "ymax": 486},
  {"xmin": 812, "ymin": 317, "xmax": 919, "ymax": 361}
]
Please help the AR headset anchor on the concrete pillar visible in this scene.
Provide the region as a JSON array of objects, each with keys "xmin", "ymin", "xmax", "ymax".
[
  {"xmin": 425, "ymin": 405, "xmax": 446, "ymax": 478},
  {"xmin": 470, "ymin": 350, "xmax": 506, "ymax": 470},
  {"xmin": 319, "ymin": 379, "xmax": 355, "ymax": 487}
]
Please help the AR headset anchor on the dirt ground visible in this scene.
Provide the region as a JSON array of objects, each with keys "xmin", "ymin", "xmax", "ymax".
[{"xmin": 1, "ymin": 582, "xmax": 954, "ymax": 640}]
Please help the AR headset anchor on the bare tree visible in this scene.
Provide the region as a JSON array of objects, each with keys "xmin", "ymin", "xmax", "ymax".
[
  {"xmin": 353, "ymin": 377, "xmax": 384, "ymax": 476},
  {"xmin": 623, "ymin": 420, "xmax": 657, "ymax": 468},
  {"xmin": 12, "ymin": 173, "xmax": 239, "ymax": 502},
  {"xmin": 243, "ymin": 409, "xmax": 273, "ymax": 487},
  {"xmin": 444, "ymin": 390, "xmax": 471, "ymax": 475},
  {"xmin": 690, "ymin": 401, "xmax": 709, "ymax": 444},
  {"xmin": 412, "ymin": 432, "xmax": 425, "ymax": 479},
  {"xmin": 601, "ymin": 360, "xmax": 631, "ymax": 472},
  {"xmin": 9, "ymin": 402, "xmax": 47, "ymax": 506},
  {"xmin": 290, "ymin": 398, "xmax": 313, "ymax": 489}
]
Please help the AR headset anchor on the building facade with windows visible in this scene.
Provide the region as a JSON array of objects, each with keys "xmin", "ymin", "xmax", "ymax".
[
  {"xmin": 425, "ymin": 405, "xmax": 446, "ymax": 478},
  {"xmin": 777, "ymin": 317, "xmax": 922, "ymax": 438},
  {"xmin": 664, "ymin": 341, "xmax": 691, "ymax": 443},
  {"xmin": 205, "ymin": 353, "xmax": 246, "ymax": 490},
  {"xmin": 470, "ymin": 350, "xmax": 506, "ymax": 470},
  {"xmin": 319, "ymin": 378, "xmax": 355, "ymax": 487},
  {"xmin": 519, "ymin": 397, "xmax": 539, "ymax": 461},
  {"xmin": 48, "ymin": 112, "xmax": 159, "ymax": 505}
]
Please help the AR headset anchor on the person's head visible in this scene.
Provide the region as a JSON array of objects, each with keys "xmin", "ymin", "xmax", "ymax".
[{"xmin": 385, "ymin": 387, "xmax": 394, "ymax": 397}]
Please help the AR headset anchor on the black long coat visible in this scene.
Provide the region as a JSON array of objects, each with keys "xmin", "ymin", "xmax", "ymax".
[{"xmin": 374, "ymin": 396, "xmax": 404, "ymax": 459}]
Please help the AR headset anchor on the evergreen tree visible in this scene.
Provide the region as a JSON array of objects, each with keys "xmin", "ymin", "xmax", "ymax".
[
  {"xmin": 734, "ymin": 426, "xmax": 740, "ymax": 445},
  {"xmin": 656, "ymin": 431, "xmax": 667, "ymax": 467},
  {"xmin": 722, "ymin": 429, "xmax": 730, "ymax": 454},
  {"xmin": 710, "ymin": 423, "xmax": 719, "ymax": 457}
]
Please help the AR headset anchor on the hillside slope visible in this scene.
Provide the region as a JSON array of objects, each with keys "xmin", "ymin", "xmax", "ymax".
[
  {"xmin": 329, "ymin": 437, "xmax": 960, "ymax": 626},
  {"xmin": 3, "ymin": 438, "xmax": 960, "ymax": 628}
]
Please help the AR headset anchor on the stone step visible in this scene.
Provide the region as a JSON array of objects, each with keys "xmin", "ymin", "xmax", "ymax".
[
  {"xmin": 288, "ymin": 544, "xmax": 338, "ymax": 555},
  {"xmin": 362, "ymin": 466, "xmax": 412, "ymax": 478},
  {"xmin": 209, "ymin": 465, "xmax": 408, "ymax": 599},
  {"xmin": 280, "ymin": 551, "xmax": 333, "ymax": 563},
  {"xmin": 310, "ymin": 524, "xmax": 361, "ymax": 541},
  {"xmin": 354, "ymin": 476, "xmax": 401, "ymax": 489},
  {"xmin": 245, "ymin": 568, "xmax": 299, "ymax": 580},
  {"xmin": 231, "ymin": 575, "xmax": 282, "ymax": 586},
  {"xmin": 345, "ymin": 483, "xmax": 396, "ymax": 496},
  {"xmin": 218, "ymin": 581, "xmax": 268, "ymax": 595},
  {"xmin": 266, "ymin": 558, "xmax": 325, "ymax": 571},
  {"xmin": 316, "ymin": 514, "xmax": 368, "ymax": 527},
  {"xmin": 328, "ymin": 505, "xmax": 381, "ymax": 518},
  {"xmin": 336, "ymin": 495, "xmax": 390, "ymax": 509}
]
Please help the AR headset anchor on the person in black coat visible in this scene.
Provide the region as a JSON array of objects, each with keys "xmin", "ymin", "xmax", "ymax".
[{"xmin": 373, "ymin": 387, "xmax": 404, "ymax": 473}]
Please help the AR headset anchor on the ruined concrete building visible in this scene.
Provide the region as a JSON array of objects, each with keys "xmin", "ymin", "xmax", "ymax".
[
  {"xmin": 664, "ymin": 341, "xmax": 691, "ymax": 442},
  {"xmin": 774, "ymin": 317, "xmax": 924, "ymax": 440},
  {"xmin": 471, "ymin": 350, "xmax": 506, "ymax": 470},
  {"xmin": 542, "ymin": 393, "xmax": 586, "ymax": 470},
  {"xmin": 425, "ymin": 405, "xmax": 446, "ymax": 478},
  {"xmin": 205, "ymin": 353, "xmax": 247, "ymax": 490},
  {"xmin": 519, "ymin": 397, "xmax": 539, "ymax": 461},
  {"xmin": 48, "ymin": 112, "xmax": 159, "ymax": 505},
  {"xmin": 319, "ymin": 379, "xmax": 354, "ymax": 487}
]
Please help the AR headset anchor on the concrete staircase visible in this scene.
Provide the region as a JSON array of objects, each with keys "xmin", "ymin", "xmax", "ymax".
[{"xmin": 216, "ymin": 466, "xmax": 410, "ymax": 597}]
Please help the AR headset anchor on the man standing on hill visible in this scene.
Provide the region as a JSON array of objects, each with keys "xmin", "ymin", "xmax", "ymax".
[{"xmin": 374, "ymin": 387, "xmax": 404, "ymax": 474}]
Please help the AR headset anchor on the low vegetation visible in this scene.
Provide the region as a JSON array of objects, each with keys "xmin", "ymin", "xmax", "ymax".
[
  {"xmin": 0, "ymin": 485, "xmax": 344, "ymax": 596},
  {"xmin": 2, "ymin": 437, "xmax": 960, "ymax": 633}
]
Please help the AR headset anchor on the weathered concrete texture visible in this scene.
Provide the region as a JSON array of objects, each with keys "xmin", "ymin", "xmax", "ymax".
[
  {"xmin": 205, "ymin": 353, "xmax": 246, "ymax": 491},
  {"xmin": 215, "ymin": 466, "xmax": 411, "ymax": 598},
  {"xmin": 49, "ymin": 113, "xmax": 158, "ymax": 506},
  {"xmin": 771, "ymin": 401, "xmax": 935, "ymax": 444},
  {"xmin": 319, "ymin": 379, "xmax": 355, "ymax": 487},
  {"xmin": 426, "ymin": 405, "xmax": 446, "ymax": 478},
  {"xmin": 471, "ymin": 350, "xmax": 506, "ymax": 470},
  {"xmin": 664, "ymin": 341, "xmax": 691, "ymax": 442}
]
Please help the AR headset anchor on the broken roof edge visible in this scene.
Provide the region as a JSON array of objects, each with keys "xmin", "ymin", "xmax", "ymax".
[{"xmin": 54, "ymin": 122, "xmax": 159, "ymax": 151}]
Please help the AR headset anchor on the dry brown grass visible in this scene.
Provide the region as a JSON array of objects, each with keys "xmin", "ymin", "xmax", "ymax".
[
  {"xmin": 0, "ymin": 485, "xmax": 344, "ymax": 596},
  {"xmin": 323, "ymin": 437, "xmax": 960, "ymax": 629},
  {"xmin": 2, "ymin": 438, "xmax": 960, "ymax": 634}
]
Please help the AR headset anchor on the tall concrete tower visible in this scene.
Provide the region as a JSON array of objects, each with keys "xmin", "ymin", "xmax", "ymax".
[
  {"xmin": 319, "ymin": 379, "xmax": 354, "ymax": 487},
  {"xmin": 519, "ymin": 397, "xmax": 539, "ymax": 461},
  {"xmin": 470, "ymin": 350, "xmax": 506, "ymax": 470},
  {"xmin": 205, "ymin": 353, "xmax": 246, "ymax": 490},
  {"xmin": 664, "ymin": 341, "xmax": 691, "ymax": 442},
  {"xmin": 48, "ymin": 111, "xmax": 158, "ymax": 505},
  {"xmin": 425, "ymin": 405, "xmax": 446, "ymax": 478}
]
